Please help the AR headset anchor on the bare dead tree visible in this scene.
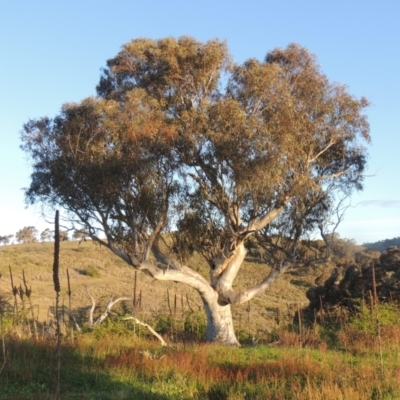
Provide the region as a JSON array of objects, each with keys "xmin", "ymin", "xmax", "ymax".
[{"xmin": 83, "ymin": 288, "xmax": 167, "ymax": 345}]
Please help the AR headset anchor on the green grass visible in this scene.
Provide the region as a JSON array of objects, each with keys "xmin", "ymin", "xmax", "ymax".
[
  {"xmin": 1, "ymin": 330, "xmax": 400, "ymax": 400},
  {"xmin": 82, "ymin": 265, "xmax": 101, "ymax": 278},
  {"xmin": 2, "ymin": 241, "xmax": 400, "ymax": 398}
]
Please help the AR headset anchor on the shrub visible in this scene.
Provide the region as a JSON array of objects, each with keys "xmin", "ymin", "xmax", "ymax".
[
  {"xmin": 183, "ymin": 312, "xmax": 206, "ymax": 341},
  {"xmin": 349, "ymin": 301, "xmax": 400, "ymax": 335},
  {"xmin": 338, "ymin": 301, "xmax": 400, "ymax": 353},
  {"xmin": 83, "ymin": 265, "xmax": 101, "ymax": 278},
  {"xmin": 154, "ymin": 315, "xmax": 173, "ymax": 335},
  {"xmin": 91, "ymin": 318, "xmax": 134, "ymax": 338}
]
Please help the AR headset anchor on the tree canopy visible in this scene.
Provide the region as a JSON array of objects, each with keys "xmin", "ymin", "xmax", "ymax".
[
  {"xmin": 0, "ymin": 234, "xmax": 13, "ymax": 245},
  {"xmin": 21, "ymin": 37, "xmax": 370, "ymax": 345},
  {"xmin": 40, "ymin": 228, "xmax": 52, "ymax": 242},
  {"xmin": 16, "ymin": 226, "xmax": 38, "ymax": 244}
]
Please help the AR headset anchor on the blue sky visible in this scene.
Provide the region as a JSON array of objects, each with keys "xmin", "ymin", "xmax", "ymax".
[{"xmin": 0, "ymin": 0, "xmax": 399, "ymax": 244}]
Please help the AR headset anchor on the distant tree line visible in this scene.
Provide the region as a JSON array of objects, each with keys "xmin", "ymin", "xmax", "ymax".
[
  {"xmin": 0, "ymin": 226, "xmax": 89, "ymax": 245},
  {"xmin": 363, "ymin": 237, "xmax": 400, "ymax": 252}
]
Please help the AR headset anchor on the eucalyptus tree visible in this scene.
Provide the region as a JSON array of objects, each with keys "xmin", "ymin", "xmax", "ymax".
[
  {"xmin": 15, "ymin": 226, "xmax": 38, "ymax": 244},
  {"xmin": 72, "ymin": 230, "xmax": 89, "ymax": 242},
  {"xmin": 40, "ymin": 228, "xmax": 52, "ymax": 242},
  {"xmin": 21, "ymin": 37, "xmax": 370, "ymax": 345},
  {"xmin": 0, "ymin": 234, "xmax": 13, "ymax": 245}
]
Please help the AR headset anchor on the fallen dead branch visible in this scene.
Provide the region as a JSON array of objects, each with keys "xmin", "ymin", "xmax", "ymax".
[
  {"xmin": 76, "ymin": 288, "xmax": 168, "ymax": 346},
  {"xmin": 123, "ymin": 317, "xmax": 168, "ymax": 347},
  {"xmin": 86, "ymin": 286, "xmax": 134, "ymax": 328}
]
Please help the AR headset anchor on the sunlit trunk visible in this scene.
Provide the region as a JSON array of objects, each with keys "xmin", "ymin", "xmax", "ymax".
[
  {"xmin": 136, "ymin": 260, "xmax": 243, "ymax": 345},
  {"xmin": 202, "ymin": 296, "xmax": 240, "ymax": 346}
]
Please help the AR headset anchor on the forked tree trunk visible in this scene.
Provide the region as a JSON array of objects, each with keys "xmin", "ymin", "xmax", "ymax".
[
  {"xmin": 134, "ymin": 242, "xmax": 288, "ymax": 346},
  {"xmin": 202, "ymin": 295, "xmax": 240, "ymax": 346}
]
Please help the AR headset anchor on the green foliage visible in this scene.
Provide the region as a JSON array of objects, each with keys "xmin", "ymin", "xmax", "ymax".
[
  {"xmin": 83, "ymin": 265, "xmax": 101, "ymax": 278},
  {"xmin": 22, "ymin": 40, "xmax": 370, "ymax": 276},
  {"xmin": 20, "ymin": 37, "xmax": 372, "ymax": 345},
  {"xmin": 1, "ymin": 333, "xmax": 400, "ymax": 399},
  {"xmin": 154, "ymin": 314, "xmax": 173, "ymax": 335},
  {"xmin": 349, "ymin": 301, "xmax": 400, "ymax": 335},
  {"xmin": 153, "ymin": 312, "xmax": 207, "ymax": 342},
  {"xmin": 91, "ymin": 318, "xmax": 134, "ymax": 338},
  {"xmin": 0, "ymin": 315, "xmax": 14, "ymax": 334},
  {"xmin": 183, "ymin": 311, "xmax": 207, "ymax": 340},
  {"xmin": 313, "ymin": 323, "xmax": 341, "ymax": 349}
]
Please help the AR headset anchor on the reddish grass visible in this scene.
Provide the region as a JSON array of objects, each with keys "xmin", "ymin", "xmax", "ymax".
[{"xmin": 1, "ymin": 333, "xmax": 400, "ymax": 399}]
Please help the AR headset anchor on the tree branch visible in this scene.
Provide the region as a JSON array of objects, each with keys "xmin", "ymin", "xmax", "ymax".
[
  {"xmin": 247, "ymin": 205, "xmax": 285, "ymax": 232},
  {"xmin": 317, "ymin": 169, "xmax": 349, "ymax": 182},
  {"xmin": 151, "ymin": 240, "xmax": 182, "ymax": 270},
  {"xmin": 123, "ymin": 317, "xmax": 168, "ymax": 346},
  {"xmin": 136, "ymin": 261, "xmax": 216, "ymax": 304},
  {"xmin": 69, "ymin": 315, "xmax": 82, "ymax": 332},
  {"xmin": 308, "ymin": 139, "xmax": 336, "ymax": 164},
  {"xmin": 219, "ymin": 262, "xmax": 291, "ymax": 305},
  {"xmin": 93, "ymin": 295, "xmax": 134, "ymax": 327}
]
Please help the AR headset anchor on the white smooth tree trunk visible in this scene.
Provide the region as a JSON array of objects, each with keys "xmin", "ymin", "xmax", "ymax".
[
  {"xmin": 202, "ymin": 296, "xmax": 240, "ymax": 346},
  {"xmin": 134, "ymin": 241, "xmax": 288, "ymax": 346}
]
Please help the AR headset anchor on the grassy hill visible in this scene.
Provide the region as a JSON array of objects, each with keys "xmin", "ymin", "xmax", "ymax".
[
  {"xmin": 3, "ymin": 241, "xmax": 400, "ymax": 400},
  {"xmin": 0, "ymin": 240, "xmax": 330, "ymax": 337}
]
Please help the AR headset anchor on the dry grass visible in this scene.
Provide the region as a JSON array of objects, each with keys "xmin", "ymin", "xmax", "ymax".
[
  {"xmin": 1, "ymin": 332, "xmax": 399, "ymax": 399},
  {"xmin": 0, "ymin": 241, "xmax": 319, "ymax": 335},
  {"xmin": 2, "ymin": 241, "xmax": 400, "ymax": 398}
]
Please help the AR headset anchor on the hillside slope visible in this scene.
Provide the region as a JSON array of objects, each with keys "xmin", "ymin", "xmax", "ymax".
[{"xmin": 0, "ymin": 240, "xmax": 353, "ymax": 336}]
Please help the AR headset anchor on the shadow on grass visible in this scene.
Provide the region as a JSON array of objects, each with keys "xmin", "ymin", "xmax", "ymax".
[
  {"xmin": 0, "ymin": 298, "xmax": 14, "ymax": 315},
  {"xmin": 0, "ymin": 338, "xmax": 169, "ymax": 400},
  {"xmin": 290, "ymin": 279, "xmax": 312, "ymax": 288}
]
